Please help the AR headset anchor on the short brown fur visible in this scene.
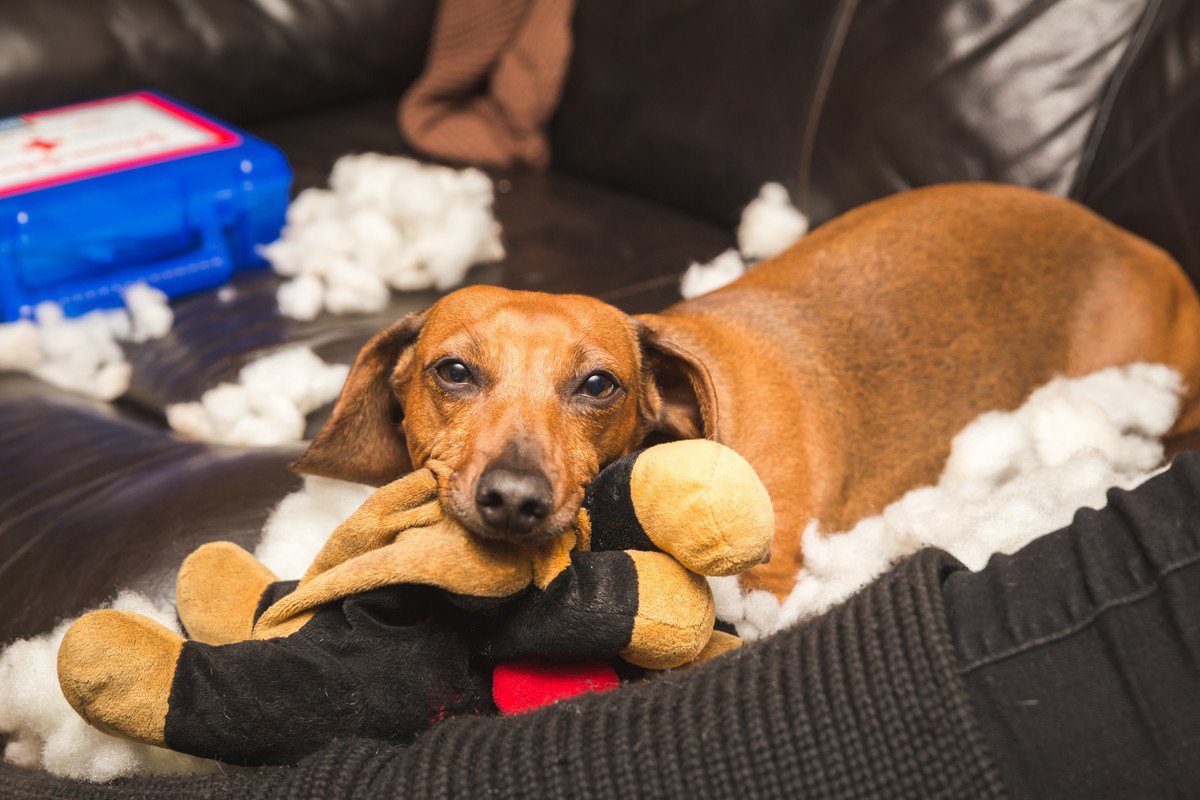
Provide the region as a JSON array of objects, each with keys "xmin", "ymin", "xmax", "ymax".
[{"xmin": 294, "ymin": 184, "xmax": 1200, "ymax": 598}]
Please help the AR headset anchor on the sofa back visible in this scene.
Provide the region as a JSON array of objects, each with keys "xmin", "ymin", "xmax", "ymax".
[
  {"xmin": 0, "ymin": 0, "xmax": 435, "ymax": 124},
  {"xmin": 552, "ymin": 0, "xmax": 1200, "ymax": 282}
]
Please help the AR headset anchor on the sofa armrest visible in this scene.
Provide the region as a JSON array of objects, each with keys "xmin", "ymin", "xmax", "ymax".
[{"xmin": 0, "ymin": 375, "xmax": 302, "ymax": 643}]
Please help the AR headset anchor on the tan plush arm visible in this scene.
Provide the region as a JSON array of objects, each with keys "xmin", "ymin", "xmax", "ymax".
[{"xmin": 629, "ymin": 440, "xmax": 774, "ymax": 576}]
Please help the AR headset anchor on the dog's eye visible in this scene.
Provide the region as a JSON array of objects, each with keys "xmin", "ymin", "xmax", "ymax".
[
  {"xmin": 436, "ymin": 360, "xmax": 472, "ymax": 384},
  {"xmin": 579, "ymin": 372, "xmax": 617, "ymax": 399}
]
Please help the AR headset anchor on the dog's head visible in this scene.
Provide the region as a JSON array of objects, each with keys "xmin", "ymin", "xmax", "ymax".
[{"xmin": 292, "ymin": 285, "xmax": 716, "ymax": 544}]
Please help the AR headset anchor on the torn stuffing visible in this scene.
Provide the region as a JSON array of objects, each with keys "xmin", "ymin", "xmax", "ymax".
[
  {"xmin": 710, "ymin": 363, "xmax": 1182, "ymax": 640},
  {"xmin": 736, "ymin": 182, "xmax": 809, "ymax": 262},
  {"xmin": 681, "ymin": 182, "xmax": 809, "ymax": 299},
  {"xmin": 0, "ymin": 591, "xmax": 215, "ymax": 782},
  {"xmin": 166, "ymin": 346, "xmax": 350, "ymax": 447},
  {"xmin": 254, "ymin": 474, "xmax": 375, "ymax": 580},
  {"xmin": 266, "ymin": 154, "xmax": 505, "ymax": 320},
  {"xmin": 680, "ymin": 249, "xmax": 747, "ymax": 300},
  {"xmin": 0, "ymin": 283, "xmax": 173, "ymax": 401}
]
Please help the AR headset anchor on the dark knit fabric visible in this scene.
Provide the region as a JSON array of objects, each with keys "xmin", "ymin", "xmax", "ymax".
[
  {"xmin": 0, "ymin": 549, "xmax": 1008, "ymax": 799},
  {"xmin": 947, "ymin": 451, "xmax": 1200, "ymax": 799}
]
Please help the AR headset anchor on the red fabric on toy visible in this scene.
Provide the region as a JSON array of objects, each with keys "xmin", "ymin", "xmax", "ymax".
[{"xmin": 492, "ymin": 658, "xmax": 620, "ymax": 714}]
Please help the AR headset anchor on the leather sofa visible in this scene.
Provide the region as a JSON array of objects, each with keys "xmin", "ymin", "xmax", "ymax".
[{"xmin": 0, "ymin": 0, "xmax": 1197, "ymax": 775}]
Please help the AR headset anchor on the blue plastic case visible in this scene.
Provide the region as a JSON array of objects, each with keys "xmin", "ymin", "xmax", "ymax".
[{"xmin": 0, "ymin": 91, "xmax": 291, "ymax": 321}]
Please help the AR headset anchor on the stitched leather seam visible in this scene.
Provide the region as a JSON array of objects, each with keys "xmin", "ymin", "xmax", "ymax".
[
  {"xmin": 1157, "ymin": 138, "xmax": 1200, "ymax": 268},
  {"xmin": 1069, "ymin": 0, "xmax": 1165, "ymax": 198},
  {"xmin": 1078, "ymin": 76, "xmax": 1200, "ymax": 203},
  {"xmin": 796, "ymin": 0, "xmax": 861, "ymax": 208}
]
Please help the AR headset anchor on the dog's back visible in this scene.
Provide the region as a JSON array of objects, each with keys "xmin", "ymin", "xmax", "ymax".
[{"xmin": 651, "ymin": 183, "xmax": 1200, "ymax": 593}]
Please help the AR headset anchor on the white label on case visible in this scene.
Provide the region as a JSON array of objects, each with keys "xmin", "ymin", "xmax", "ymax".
[{"xmin": 0, "ymin": 92, "xmax": 239, "ymax": 197}]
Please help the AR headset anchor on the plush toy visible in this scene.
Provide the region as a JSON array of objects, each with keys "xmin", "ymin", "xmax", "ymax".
[{"xmin": 56, "ymin": 440, "xmax": 773, "ymax": 766}]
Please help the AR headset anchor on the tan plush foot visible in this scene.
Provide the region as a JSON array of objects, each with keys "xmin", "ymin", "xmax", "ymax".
[
  {"xmin": 176, "ymin": 541, "xmax": 277, "ymax": 645},
  {"xmin": 620, "ymin": 551, "xmax": 716, "ymax": 670},
  {"xmin": 57, "ymin": 610, "xmax": 183, "ymax": 747},
  {"xmin": 689, "ymin": 629, "xmax": 742, "ymax": 665}
]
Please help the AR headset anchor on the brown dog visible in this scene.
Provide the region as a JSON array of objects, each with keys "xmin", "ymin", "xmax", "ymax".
[{"xmin": 293, "ymin": 183, "xmax": 1200, "ymax": 597}]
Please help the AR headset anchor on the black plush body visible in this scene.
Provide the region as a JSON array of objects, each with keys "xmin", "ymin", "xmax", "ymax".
[
  {"xmin": 167, "ymin": 585, "xmax": 488, "ymax": 764},
  {"xmin": 166, "ymin": 552, "xmax": 645, "ymax": 764}
]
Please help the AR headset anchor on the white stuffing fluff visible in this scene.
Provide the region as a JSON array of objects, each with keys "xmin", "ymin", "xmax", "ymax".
[
  {"xmin": 710, "ymin": 363, "xmax": 1183, "ymax": 640},
  {"xmin": 0, "ymin": 283, "xmax": 173, "ymax": 401},
  {"xmin": 166, "ymin": 346, "xmax": 350, "ymax": 447},
  {"xmin": 0, "ymin": 363, "xmax": 1182, "ymax": 779},
  {"xmin": 123, "ymin": 283, "xmax": 176, "ymax": 342},
  {"xmin": 266, "ymin": 154, "xmax": 505, "ymax": 320},
  {"xmin": 254, "ymin": 475, "xmax": 374, "ymax": 580},
  {"xmin": 680, "ymin": 249, "xmax": 747, "ymax": 300},
  {"xmin": 0, "ymin": 591, "xmax": 215, "ymax": 782},
  {"xmin": 736, "ymin": 182, "xmax": 809, "ymax": 261},
  {"xmin": 681, "ymin": 182, "xmax": 809, "ymax": 299}
]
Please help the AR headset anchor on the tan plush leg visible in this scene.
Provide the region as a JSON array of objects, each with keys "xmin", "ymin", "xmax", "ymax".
[
  {"xmin": 57, "ymin": 610, "xmax": 183, "ymax": 747},
  {"xmin": 620, "ymin": 551, "xmax": 716, "ymax": 670},
  {"xmin": 176, "ymin": 541, "xmax": 277, "ymax": 645}
]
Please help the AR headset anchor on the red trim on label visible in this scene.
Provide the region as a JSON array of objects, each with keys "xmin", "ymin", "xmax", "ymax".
[{"xmin": 0, "ymin": 92, "xmax": 242, "ymax": 199}]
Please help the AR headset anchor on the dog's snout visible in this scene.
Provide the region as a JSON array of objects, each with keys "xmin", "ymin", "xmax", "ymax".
[{"xmin": 474, "ymin": 468, "xmax": 553, "ymax": 537}]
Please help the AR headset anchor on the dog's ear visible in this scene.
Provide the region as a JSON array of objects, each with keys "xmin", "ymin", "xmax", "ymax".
[
  {"xmin": 290, "ymin": 310, "xmax": 427, "ymax": 486},
  {"xmin": 635, "ymin": 315, "xmax": 718, "ymax": 441}
]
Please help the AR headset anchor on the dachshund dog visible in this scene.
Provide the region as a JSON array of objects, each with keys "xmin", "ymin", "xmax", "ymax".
[{"xmin": 293, "ymin": 183, "xmax": 1200, "ymax": 597}]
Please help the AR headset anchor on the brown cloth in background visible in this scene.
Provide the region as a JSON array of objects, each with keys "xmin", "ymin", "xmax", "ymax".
[{"xmin": 398, "ymin": 0, "xmax": 576, "ymax": 171}]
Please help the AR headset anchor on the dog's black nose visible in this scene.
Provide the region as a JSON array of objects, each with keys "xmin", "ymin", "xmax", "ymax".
[{"xmin": 474, "ymin": 468, "xmax": 553, "ymax": 536}]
